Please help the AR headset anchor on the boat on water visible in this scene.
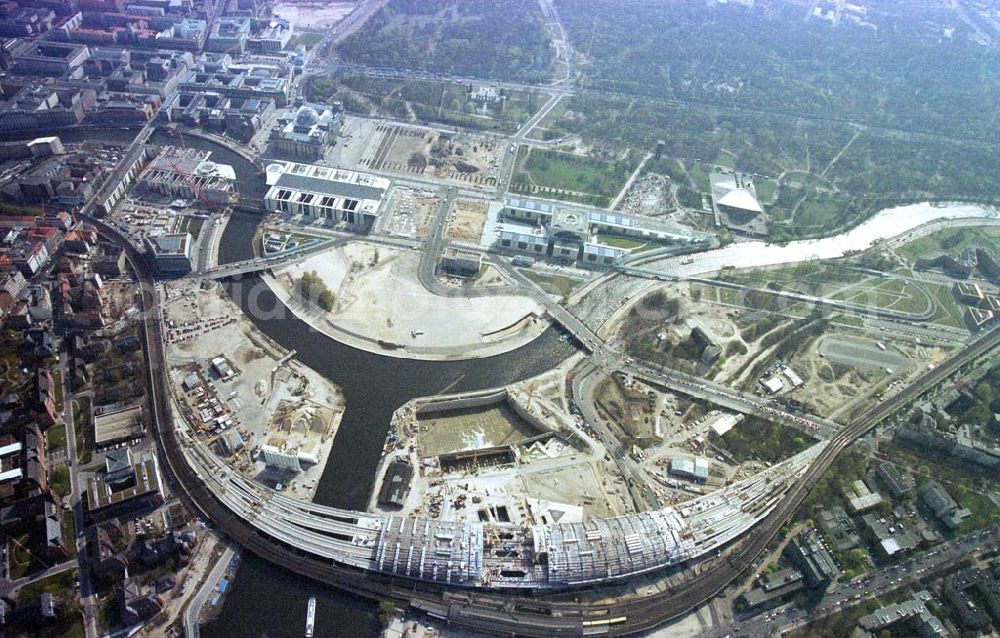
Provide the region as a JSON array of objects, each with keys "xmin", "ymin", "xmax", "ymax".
[{"xmin": 305, "ymin": 597, "xmax": 316, "ymax": 638}]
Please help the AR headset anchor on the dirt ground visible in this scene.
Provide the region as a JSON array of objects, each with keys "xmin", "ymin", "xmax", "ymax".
[
  {"xmin": 272, "ymin": 243, "xmax": 544, "ymax": 351},
  {"xmin": 383, "ymin": 186, "xmax": 439, "ymax": 238},
  {"xmin": 521, "ymin": 461, "xmax": 633, "ymax": 519},
  {"xmin": 361, "ymin": 124, "xmax": 502, "ymax": 187},
  {"xmin": 162, "ymin": 280, "xmax": 344, "ymax": 501},
  {"xmin": 416, "ymin": 404, "xmax": 541, "ymax": 457},
  {"xmin": 445, "ymin": 198, "xmax": 489, "ymax": 242},
  {"xmin": 272, "ymin": 1, "xmax": 356, "ymax": 29}
]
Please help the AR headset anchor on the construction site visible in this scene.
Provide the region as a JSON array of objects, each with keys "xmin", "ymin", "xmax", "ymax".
[
  {"xmin": 162, "ymin": 279, "xmax": 344, "ymax": 501},
  {"xmin": 370, "ymin": 367, "xmax": 638, "ymax": 527},
  {"xmin": 445, "ymin": 198, "xmax": 491, "ymax": 243},
  {"xmin": 609, "ymin": 278, "xmax": 957, "ymax": 422},
  {"xmin": 264, "ymin": 241, "xmax": 547, "ymax": 356},
  {"xmin": 381, "ymin": 186, "xmax": 439, "ymax": 237},
  {"xmin": 356, "ymin": 122, "xmax": 504, "ymax": 187}
]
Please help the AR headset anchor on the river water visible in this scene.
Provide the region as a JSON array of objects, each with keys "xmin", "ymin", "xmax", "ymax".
[
  {"xmin": 666, "ymin": 202, "xmax": 1000, "ymax": 277},
  {"xmin": 53, "ymin": 127, "xmax": 1000, "ymax": 637},
  {"xmin": 177, "ymin": 139, "xmax": 575, "ymax": 636}
]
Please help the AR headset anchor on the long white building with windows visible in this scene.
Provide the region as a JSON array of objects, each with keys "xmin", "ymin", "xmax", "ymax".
[
  {"xmin": 263, "ymin": 161, "xmax": 390, "ymax": 230},
  {"xmin": 491, "ymin": 197, "xmax": 715, "ymax": 267}
]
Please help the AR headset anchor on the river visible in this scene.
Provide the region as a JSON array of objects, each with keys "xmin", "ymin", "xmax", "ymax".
[
  {"xmin": 52, "ymin": 126, "xmax": 1000, "ymax": 637},
  {"xmin": 186, "ymin": 140, "xmax": 574, "ymax": 636},
  {"xmin": 663, "ymin": 202, "xmax": 1000, "ymax": 277}
]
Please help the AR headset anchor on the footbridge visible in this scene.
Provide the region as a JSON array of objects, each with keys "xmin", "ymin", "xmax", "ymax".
[{"xmin": 89, "ymin": 165, "xmax": 1000, "ymax": 637}]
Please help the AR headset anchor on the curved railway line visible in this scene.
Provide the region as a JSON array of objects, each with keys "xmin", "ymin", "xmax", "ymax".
[{"xmin": 84, "ymin": 211, "xmax": 1000, "ymax": 636}]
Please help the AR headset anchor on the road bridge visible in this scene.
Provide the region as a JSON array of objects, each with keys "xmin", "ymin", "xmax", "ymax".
[
  {"xmin": 194, "ymin": 237, "xmax": 345, "ymax": 279},
  {"xmin": 87, "ymin": 207, "xmax": 1000, "ymax": 636}
]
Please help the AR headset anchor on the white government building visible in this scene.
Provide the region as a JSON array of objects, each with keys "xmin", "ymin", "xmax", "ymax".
[{"xmin": 263, "ymin": 161, "xmax": 390, "ymax": 230}]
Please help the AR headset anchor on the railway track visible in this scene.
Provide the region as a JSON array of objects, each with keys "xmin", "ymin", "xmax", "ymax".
[{"xmin": 88, "ymin": 211, "xmax": 1000, "ymax": 636}]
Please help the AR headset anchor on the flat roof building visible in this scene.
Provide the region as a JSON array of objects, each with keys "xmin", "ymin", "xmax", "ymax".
[
  {"xmin": 669, "ymin": 457, "xmax": 709, "ymax": 482},
  {"xmin": 843, "ymin": 479, "xmax": 884, "ymax": 514},
  {"xmin": 144, "ymin": 233, "xmax": 193, "ymax": 275},
  {"xmin": 260, "ymin": 444, "xmax": 300, "ymax": 473},
  {"xmin": 493, "ymin": 196, "xmax": 715, "ymax": 268},
  {"xmin": 785, "ymin": 529, "xmax": 837, "ymax": 588},
  {"xmin": 860, "ymin": 513, "xmax": 920, "ymax": 558},
  {"xmin": 920, "ymin": 480, "xmax": 971, "ymax": 530},
  {"xmin": 377, "ymin": 460, "xmax": 412, "ymax": 509},
  {"xmin": 876, "ymin": 462, "xmax": 914, "ymax": 498},
  {"xmin": 248, "ymin": 19, "xmax": 292, "ymax": 52},
  {"xmin": 206, "ymin": 17, "xmax": 252, "ymax": 53},
  {"xmin": 85, "ymin": 455, "xmax": 163, "ymax": 523},
  {"xmin": 858, "ymin": 590, "xmax": 946, "ymax": 637},
  {"xmin": 137, "ymin": 146, "xmax": 237, "ymax": 206},
  {"xmin": 94, "ymin": 403, "xmax": 144, "ymax": 448},
  {"xmin": 12, "ymin": 41, "xmax": 90, "ymax": 76},
  {"xmin": 438, "ymin": 247, "xmax": 482, "ymax": 278},
  {"xmin": 264, "ymin": 161, "xmax": 389, "ymax": 230}
]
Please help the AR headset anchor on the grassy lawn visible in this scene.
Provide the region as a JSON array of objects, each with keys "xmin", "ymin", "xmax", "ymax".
[
  {"xmin": 527, "ymin": 96, "xmax": 569, "ymax": 140},
  {"xmin": 17, "ymin": 569, "xmax": 76, "ymax": 604},
  {"xmin": 713, "ymin": 152, "xmax": 736, "ymax": 169},
  {"xmin": 925, "ymin": 282, "xmax": 966, "ymax": 328},
  {"xmin": 795, "ymin": 195, "xmax": 849, "ymax": 231},
  {"xmin": 753, "ymin": 177, "xmax": 778, "ymax": 203},
  {"xmin": 52, "ymin": 369, "xmax": 64, "ymax": 412},
  {"xmin": 829, "ymin": 278, "xmax": 932, "ymax": 315},
  {"xmin": 63, "ymin": 515, "xmax": 76, "ymax": 559},
  {"xmin": 50, "ymin": 464, "xmax": 71, "ymax": 498},
  {"xmin": 686, "ymin": 162, "xmax": 711, "ymax": 192},
  {"xmin": 596, "ymin": 235, "xmax": 655, "ymax": 251},
  {"xmin": 8, "ymin": 533, "xmax": 34, "ymax": 580},
  {"xmin": 73, "ymin": 397, "xmax": 92, "ymax": 466},
  {"xmin": 179, "ymin": 215, "xmax": 206, "ymax": 240},
  {"xmin": 47, "ymin": 423, "xmax": 67, "ymax": 453},
  {"xmin": 522, "ymin": 271, "xmax": 579, "ymax": 298},
  {"xmin": 297, "ymin": 32, "xmax": 323, "ymax": 47},
  {"xmin": 513, "ymin": 148, "xmax": 638, "ymax": 207},
  {"xmin": 953, "ymin": 487, "xmax": 1000, "ymax": 533},
  {"xmin": 898, "ymin": 225, "xmax": 1000, "ymax": 262}
]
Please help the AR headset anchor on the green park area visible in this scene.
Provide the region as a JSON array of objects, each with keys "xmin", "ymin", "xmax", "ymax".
[
  {"xmin": 898, "ymin": 225, "xmax": 1000, "ymax": 262},
  {"xmin": 510, "ymin": 147, "xmax": 639, "ymax": 207},
  {"xmin": 307, "ymin": 74, "xmax": 543, "ymax": 134}
]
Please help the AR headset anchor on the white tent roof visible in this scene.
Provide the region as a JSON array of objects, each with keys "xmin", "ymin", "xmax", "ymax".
[{"xmin": 717, "ymin": 188, "xmax": 763, "ymax": 213}]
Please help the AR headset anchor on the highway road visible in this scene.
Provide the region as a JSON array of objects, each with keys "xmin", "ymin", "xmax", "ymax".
[{"xmin": 85, "ymin": 196, "xmax": 1000, "ymax": 637}]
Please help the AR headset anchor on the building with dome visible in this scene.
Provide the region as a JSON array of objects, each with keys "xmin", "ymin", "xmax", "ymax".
[{"xmin": 270, "ymin": 105, "xmax": 340, "ymax": 160}]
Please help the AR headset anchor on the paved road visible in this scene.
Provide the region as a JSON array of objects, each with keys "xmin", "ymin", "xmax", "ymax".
[
  {"xmin": 0, "ymin": 559, "xmax": 76, "ymax": 598},
  {"xmin": 88, "ymin": 193, "xmax": 1000, "ymax": 637},
  {"xmin": 183, "ymin": 544, "xmax": 235, "ymax": 638}
]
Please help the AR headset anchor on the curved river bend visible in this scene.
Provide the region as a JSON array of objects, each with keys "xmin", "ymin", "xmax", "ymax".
[{"xmin": 58, "ymin": 129, "xmax": 999, "ymax": 637}]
